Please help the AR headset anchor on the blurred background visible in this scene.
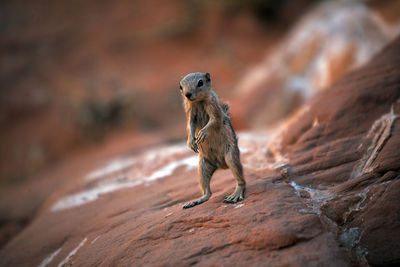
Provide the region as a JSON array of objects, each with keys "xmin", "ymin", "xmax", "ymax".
[{"xmin": 0, "ymin": 0, "xmax": 399, "ymax": 189}]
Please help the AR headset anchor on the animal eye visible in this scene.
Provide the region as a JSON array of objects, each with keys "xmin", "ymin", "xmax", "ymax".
[
  {"xmin": 179, "ymin": 85, "xmax": 183, "ymax": 90},
  {"xmin": 197, "ymin": 80, "xmax": 203, "ymax": 87}
]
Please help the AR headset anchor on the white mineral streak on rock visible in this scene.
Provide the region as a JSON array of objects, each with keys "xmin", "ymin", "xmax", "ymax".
[
  {"xmin": 352, "ymin": 105, "xmax": 399, "ymax": 177},
  {"xmin": 142, "ymin": 143, "xmax": 189, "ymax": 163},
  {"xmin": 52, "ymin": 143, "xmax": 197, "ymax": 211},
  {"xmin": 343, "ymin": 190, "xmax": 369, "ymax": 224},
  {"xmin": 234, "ymin": 203, "xmax": 245, "ymax": 209},
  {"xmin": 37, "ymin": 248, "xmax": 62, "ymax": 267},
  {"xmin": 91, "ymin": 235, "xmax": 101, "ymax": 244},
  {"xmin": 85, "ymin": 144, "xmax": 188, "ymax": 181},
  {"xmin": 57, "ymin": 237, "xmax": 87, "ymax": 267},
  {"xmin": 51, "ymin": 180, "xmax": 142, "ymax": 211},
  {"xmin": 288, "ymin": 181, "xmax": 334, "ymax": 215},
  {"xmin": 146, "ymin": 156, "xmax": 197, "ymax": 182},
  {"xmin": 86, "ymin": 157, "xmax": 136, "ymax": 181}
]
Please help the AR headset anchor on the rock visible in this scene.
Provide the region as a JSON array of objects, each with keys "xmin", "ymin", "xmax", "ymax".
[
  {"xmin": 1, "ymin": 7, "xmax": 400, "ymax": 267},
  {"xmin": 0, "ymin": 133, "xmax": 351, "ymax": 266},
  {"xmin": 231, "ymin": 0, "xmax": 400, "ymax": 128},
  {"xmin": 275, "ymin": 35, "xmax": 400, "ymax": 265}
]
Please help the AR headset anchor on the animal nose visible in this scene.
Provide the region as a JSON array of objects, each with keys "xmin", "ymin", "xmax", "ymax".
[{"xmin": 185, "ymin": 92, "xmax": 192, "ymax": 99}]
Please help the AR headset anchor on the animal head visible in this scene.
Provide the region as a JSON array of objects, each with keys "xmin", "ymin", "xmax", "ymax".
[{"xmin": 179, "ymin": 72, "xmax": 211, "ymax": 102}]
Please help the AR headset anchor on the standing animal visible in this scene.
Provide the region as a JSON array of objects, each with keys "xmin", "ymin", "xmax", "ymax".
[{"xmin": 179, "ymin": 72, "xmax": 246, "ymax": 209}]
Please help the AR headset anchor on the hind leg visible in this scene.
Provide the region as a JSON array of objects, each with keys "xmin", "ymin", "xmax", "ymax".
[
  {"xmin": 224, "ymin": 147, "xmax": 246, "ymax": 203},
  {"xmin": 183, "ymin": 157, "xmax": 216, "ymax": 209}
]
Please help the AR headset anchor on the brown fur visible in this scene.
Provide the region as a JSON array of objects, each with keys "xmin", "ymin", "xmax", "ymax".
[{"xmin": 179, "ymin": 72, "xmax": 246, "ymax": 209}]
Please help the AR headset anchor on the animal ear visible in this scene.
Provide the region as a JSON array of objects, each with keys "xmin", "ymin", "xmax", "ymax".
[{"xmin": 205, "ymin": 72, "xmax": 211, "ymax": 82}]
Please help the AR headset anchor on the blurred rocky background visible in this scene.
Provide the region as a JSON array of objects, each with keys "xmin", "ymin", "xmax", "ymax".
[
  {"xmin": 1, "ymin": 0, "xmax": 400, "ymax": 266},
  {"xmin": 0, "ymin": 0, "xmax": 287, "ymax": 184},
  {"xmin": 1, "ymin": 0, "xmax": 399, "ymax": 186}
]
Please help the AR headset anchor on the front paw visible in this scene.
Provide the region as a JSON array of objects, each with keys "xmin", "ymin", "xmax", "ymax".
[
  {"xmin": 196, "ymin": 129, "xmax": 208, "ymax": 144},
  {"xmin": 188, "ymin": 139, "xmax": 198, "ymax": 153}
]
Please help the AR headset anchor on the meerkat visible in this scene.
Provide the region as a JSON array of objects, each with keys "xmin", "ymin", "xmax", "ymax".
[{"xmin": 179, "ymin": 72, "xmax": 246, "ymax": 209}]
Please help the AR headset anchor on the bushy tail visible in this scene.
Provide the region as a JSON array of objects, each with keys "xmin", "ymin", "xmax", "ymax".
[{"xmin": 221, "ymin": 102, "xmax": 230, "ymax": 114}]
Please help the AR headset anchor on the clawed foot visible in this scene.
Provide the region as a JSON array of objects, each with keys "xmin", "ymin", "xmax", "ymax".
[
  {"xmin": 182, "ymin": 195, "xmax": 210, "ymax": 209},
  {"xmin": 223, "ymin": 187, "xmax": 245, "ymax": 203},
  {"xmin": 182, "ymin": 201, "xmax": 199, "ymax": 209},
  {"xmin": 223, "ymin": 194, "xmax": 244, "ymax": 203}
]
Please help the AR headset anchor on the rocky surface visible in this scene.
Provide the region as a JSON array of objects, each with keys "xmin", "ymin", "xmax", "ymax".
[
  {"xmin": 0, "ymin": 134, "xmax": 352, "ymax": 266},
  {"xmin": 1, "ymin": 35, "xmax": 400, "ymax": 266},
  {"xmin": 276, "ymin": 35, "xmax": 400, "ymax": 266}
]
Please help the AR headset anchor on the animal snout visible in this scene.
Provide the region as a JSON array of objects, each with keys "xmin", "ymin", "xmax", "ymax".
[{"xmin": 185, "ymin": 92, "xmax": 192, "ymax": 99}]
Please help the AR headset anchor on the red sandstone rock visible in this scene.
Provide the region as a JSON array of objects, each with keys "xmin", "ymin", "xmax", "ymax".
[
  {"xmin": 274, "ymin": 35, "xmax": 400, "ymax": 265},
  {"xmin": 231, "ymin": 0, "xmax": 400, "ymax": 128},
  {"xmin": 0, "ymin": 133, "xmax": 352, "ymax": 266},
  {"xmin": 1, "ymin": 9, "xmax": 400, "ymax": 267}
]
